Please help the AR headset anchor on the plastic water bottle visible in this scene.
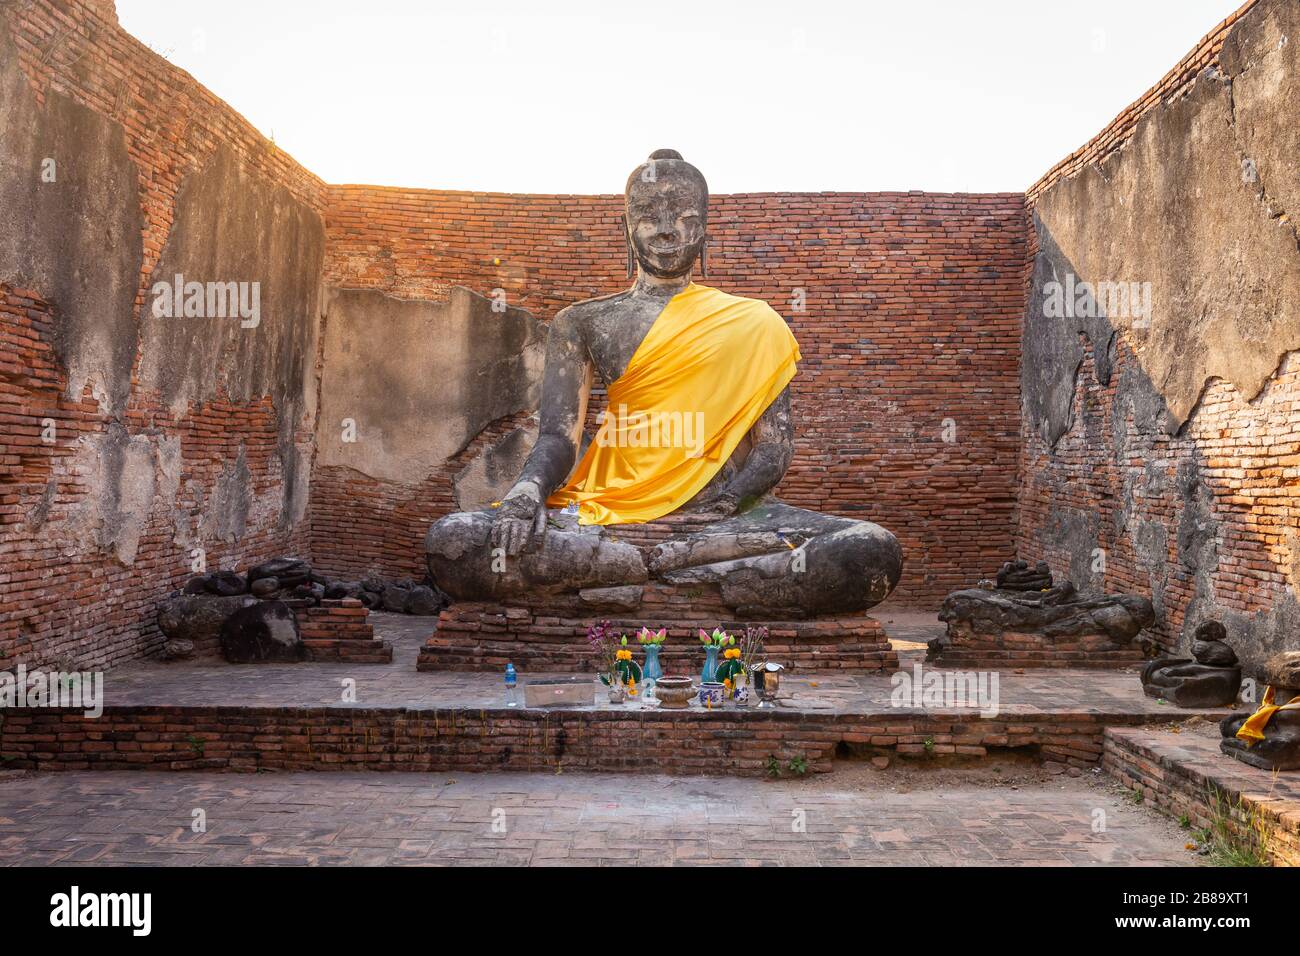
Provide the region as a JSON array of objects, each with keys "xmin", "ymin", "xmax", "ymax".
[{"xmin": 504, "ymin": 662, "xmax": 518, "ymax": 707}]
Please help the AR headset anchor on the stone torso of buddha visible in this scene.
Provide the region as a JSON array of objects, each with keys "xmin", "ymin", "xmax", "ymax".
[{"xmin": 425, "ymin": 150, "xmax": 902, "ymax": 618}]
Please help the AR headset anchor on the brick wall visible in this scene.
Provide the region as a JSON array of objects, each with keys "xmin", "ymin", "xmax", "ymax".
[
  {"xmin": 0, "ymin": 702, "xmax": 1156, "ymax": 775},
  {"xmin": 317, "ymin": 186, "xmax": 1027, "ymax": 604},
  {"xmin": 0, "ymin": 0, "xmax": 326, "ymax": 670}
]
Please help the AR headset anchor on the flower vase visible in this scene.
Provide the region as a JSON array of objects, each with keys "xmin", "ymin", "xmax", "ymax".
[
  {"xmin": 606, "ymin": 676, "xmax": 626, "ymax": 704},
  {"xmin": 642, "ymin": 644, "xmax": 663, "ymax": 698},
  {"xmin": 701, "ymin": 644, "xmax": 720, "ymax": 684},
  {"xmin": 733, "ymin": 672, "xmax": 750, "ymax": 704}
]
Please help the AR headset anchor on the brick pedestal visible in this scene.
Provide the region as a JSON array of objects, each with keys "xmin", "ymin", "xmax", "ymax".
[
  {"xmin": 928, "ymin": 623, "xmax": 1146, "ymax": 669},
  {"xmin": 295, "ymin": 599, "xmax": 392, "ymax": 664},
  {"xmin": 417, "ymin": 583, "xmax": 896, "ymax": 673}
]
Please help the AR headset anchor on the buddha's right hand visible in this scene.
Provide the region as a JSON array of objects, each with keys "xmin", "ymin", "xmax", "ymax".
[{"xmin": 491, "ymin": 481, "xmax": 548, "ymax": 556}]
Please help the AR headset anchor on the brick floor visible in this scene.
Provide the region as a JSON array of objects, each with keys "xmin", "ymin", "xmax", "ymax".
[
  {"xmin": 0, "ymin": 769, "xmax": 1197, "ymax": 866},
  {"xmin": 80, "ymin": 612, "xmax": 1221, "ymax": 720}
]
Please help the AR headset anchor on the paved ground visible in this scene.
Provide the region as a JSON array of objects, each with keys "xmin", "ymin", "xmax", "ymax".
[
  {"xmin": 0, "ymin": 768, "xmax": 1196, "ymax": 866},
  {"xmin": 79, "ymin": 612, "xmax": 1230, "ymax": 720}
]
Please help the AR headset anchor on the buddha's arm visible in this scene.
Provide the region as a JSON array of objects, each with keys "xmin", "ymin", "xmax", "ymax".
[
  {"xmin": 492, "ymin": 307, "xmax": 592, "ymax": 554},
  {"xmin": 718, "ymin": 386, "xmax": 794, "ymax": 507}
]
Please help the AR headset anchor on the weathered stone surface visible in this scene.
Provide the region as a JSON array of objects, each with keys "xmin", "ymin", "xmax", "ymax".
[
  {"xmin": 578, "ymin": 585, "xmax": 644, "ymax": 613},
  {"xmin": 651, "ymin": 503, "xmax": 902, "ymax": 617},
  {"xmin": 324, "ymin": 581, "xmax": 357, "ymax": 600},
  {"xmin": 382, "ymin": 586, "xmax": 411, "ymax": 613},
  {"xmin": 1220, "ymin": 703, "xmax": 1300, "ymax": 772},
  {"xmin": 937, "ymin": 585, "xmax": 1154, "ymax": 642},
  {"xmin": 404, "ymin": 585, "xmax": 445, "ymax": 616},
  {"xmin": 454, "ymin": 421, "xmax": 539, "ymax": 512},
  {"xmin": 1190, "ymin": 621, "xmax": 1237, "ymax": 668},
  {"xmin": 204, "ymin": 571, "xmax": 248, "ymax": 597},
  {"xmin": 160, "ymin": 638, "xmax": 195, "ymax": 661},
  {"xmin": 158, "ymin": 594, "xmax": 257, "ymax": 655},
  {"xmin": 250, "ymin": 577, "xmax": 280, "ymax": 598},
  {"xmin": 315, "ymin": 286, "xmax": 546, "ymax": 485},
  {"xmin": 1141, "ymin": 623, "xmax": 1242, "ymax": 708},
  {"xmin": 1264, "ymin": 651, "xmax": 1300, "ymax": 691},
  {"xmin": 1028, "ymin": 0, "xmax": 1300, "ymax": 437},
  {"xmin": 426, "ymin": 509, "xmax": 648, "ymax": 602},
  {"xmin": 249, "ymin": 558, "xmax": 311, "ymax": 589},
  {"xmin": 995, "ymin": 559, "xmax": 1053, "ymax": 592},
  {"xmin": 219, "ymin": 601, "xmax": 304, "ymax": 664}
]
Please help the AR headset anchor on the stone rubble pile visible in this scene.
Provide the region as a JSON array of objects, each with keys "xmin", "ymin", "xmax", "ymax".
[{"xmin": 182, "ymin": 557, "xmax": 448, "ymax": 615}]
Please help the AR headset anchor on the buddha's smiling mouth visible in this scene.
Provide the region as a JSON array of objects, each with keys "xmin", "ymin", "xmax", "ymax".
[{"xmin": 648, "ymin": 244, "xmax": 684, "ymax": 255}]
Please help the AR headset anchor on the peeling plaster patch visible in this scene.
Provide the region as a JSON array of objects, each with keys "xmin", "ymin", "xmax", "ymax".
[
  {"xmin": 138, "ymin": 145, "xmax": 324, "ymax": 531},
  {"xmin": 200, "ymin": 445, "xmax": 252, "ymax": 544},
  {"xmin": 0, "ymin": 26, "xmax": 143, "ymax": 414},
  {"xmin": 316, "ymin": 286, "xmax": 546, "ymax": 485},
  {"xmin": 1028, "ymin": 0, "xmax": 1299, "ymax": 434},
  {"xmin": 85, "ymin": 424, "xmax": 161, "ymax": 566}
]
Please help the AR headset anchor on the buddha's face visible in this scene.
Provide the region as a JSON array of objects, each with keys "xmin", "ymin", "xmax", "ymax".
[{"xmin": 626, "ymin": 169, "xmax": 708, "ymax": 279}]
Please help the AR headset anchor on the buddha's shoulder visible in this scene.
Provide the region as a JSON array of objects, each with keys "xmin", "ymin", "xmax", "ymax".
[
  {"xmin": 554, "ymin": 290, "xmax": 636, "ymax": 325},
  {"xmin": 696, "ymin": 284, "xmax": 783, "ymax": 316}
]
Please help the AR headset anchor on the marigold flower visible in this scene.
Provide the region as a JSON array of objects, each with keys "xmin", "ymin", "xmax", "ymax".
[
  {"xmin": 616, "ymin": 649, "xmax": 632, "ymax": 661},
  {"xmin": 724, "ymin": 648, "xmax": 741, "ymax": 660}
]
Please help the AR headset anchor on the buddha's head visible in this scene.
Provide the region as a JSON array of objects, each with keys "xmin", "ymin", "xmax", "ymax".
[{"xmin": 625, "ymin": 149, "xmax": 709, "ymax": 280}]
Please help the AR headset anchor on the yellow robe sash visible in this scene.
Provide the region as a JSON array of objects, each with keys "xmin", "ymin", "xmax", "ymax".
[
  {"xmin": 1235, "ymin": 685, "xmax": 1300, "ymax": 744},
  {"xmin": 547, "ymin": 283, "xmax": 800, "ymax": 525}
]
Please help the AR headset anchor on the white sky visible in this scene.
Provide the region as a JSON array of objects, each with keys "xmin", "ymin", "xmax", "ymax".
[{"xmin": 116, "ymin": 0, "xmax": 1242, "ymax": 194}]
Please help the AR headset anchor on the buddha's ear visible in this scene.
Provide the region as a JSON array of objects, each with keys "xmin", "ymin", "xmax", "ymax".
[
  {"xmin": 622, "ymin": 214, "xmax": 635, "ymax": 280},
  {"xmin": 699, "ymin": 235, "xmax": 708, "ymax": 278}
]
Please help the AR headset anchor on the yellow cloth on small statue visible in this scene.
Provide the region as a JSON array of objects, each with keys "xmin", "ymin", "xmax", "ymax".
[
  {"xmin": 546, "ymin": 283, "xmax": 800, "ymax": 525},
  {"xmin": 1235, "ymin": 686, "xmax": 1300, "ymax": 745}
]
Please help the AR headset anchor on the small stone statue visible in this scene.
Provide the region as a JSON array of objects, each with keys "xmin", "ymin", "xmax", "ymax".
[
  {"xmin": 995, "ymin": 559, "xmax": 1053, "ymax": 592},
  {"xmin": 1140, "ymin": 621, "xmax": 1241, "ymax": 708},
  {"xmin": 1220, "ymin": 651, "xmax": 1300, "ymax": 771}
]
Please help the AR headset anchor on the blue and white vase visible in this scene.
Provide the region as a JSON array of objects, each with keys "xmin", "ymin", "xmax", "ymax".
[
  {"xmin": 732, "ymin": 673, "xmax": 750, "ymax": 704},
  {"xmin": 698, "ymin": 681, "xmax": 726, "ymax": 707}
]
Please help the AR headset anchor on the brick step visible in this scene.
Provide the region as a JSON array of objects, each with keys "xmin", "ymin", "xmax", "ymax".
[
  {"xmin": 303, "ymin": 639, "xmax": 393, "ymax": 664},
  {"xmin": 294, "ymin": 599, "xmax": 388, "ymax": 661},
  {"xmin": 1103, "ymin": 726, "xmax": 1300, "ymax": 866},
  {"xmin": 932, "ymin": 648, "xmax": 1146, "ymax": 669},
  {"xmin": 1, "ymin": 702, "xmax": 1184, "ymax": 776}
]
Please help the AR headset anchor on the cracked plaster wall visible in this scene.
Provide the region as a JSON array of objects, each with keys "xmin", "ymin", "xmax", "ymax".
[{"xmin": 1018, "ymin": 0, "xmax": 1299, "ymax": 673}]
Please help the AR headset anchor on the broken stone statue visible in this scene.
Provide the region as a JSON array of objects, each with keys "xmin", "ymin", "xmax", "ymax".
[
  {"xmin": 1140, "ymin": 620, "xmax": 1242, "ymax": 708},
  {"xmin": 929, "ymin": 560, "xmax": 1155, "ymax": 660},
  {"xmin": 426, "ymin": 150, "xmax": 902, "ymax": 618},
  {"xmin": 1220, "ymin": 651, "xmax": 1300, "ymax": 771}
]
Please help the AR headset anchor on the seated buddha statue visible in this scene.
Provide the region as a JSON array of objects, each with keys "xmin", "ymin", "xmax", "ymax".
[{"xmin": 425, "ymin": 150, "xmax": 903, "ymax": 618}]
